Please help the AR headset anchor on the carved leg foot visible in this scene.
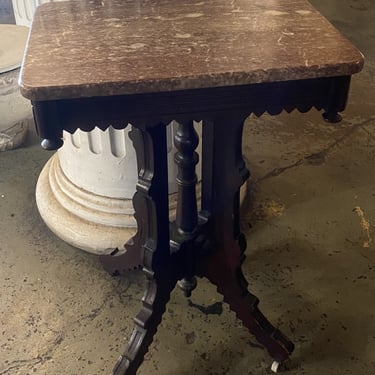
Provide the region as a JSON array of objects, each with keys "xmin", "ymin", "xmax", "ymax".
[
  {"xmin": 99, "ymin": 239, "xmax": 142, "ymax": 275},
  {"xmin": 271, "ymin": 361, "xmax": 281, "ymax": 373},
  {"xmin": 323, "ymin": 111, "xmax": 342, "ymax": 123},
  {"xmin": 112, "ymin": 278, "xmax": 176, "ymax": 375},
  {"xmin": 203, "ymin": 250, "xmax": 294, "ymax": 363}
]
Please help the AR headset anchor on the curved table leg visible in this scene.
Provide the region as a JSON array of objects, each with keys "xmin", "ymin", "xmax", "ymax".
[
  {"xmin": 200, "ymin": 115, "xmax": 294, "ymax": 364},
  {"xmin": 110, "ymin": 123, "xmax": 176, "ymax": 374},
  {"xmin": 112, "ymin": 278, "xmax": 176, "ymax": 375},
  {"xmin": 203, "ymin": 247, "xmax": 294, "ymax": 363}
]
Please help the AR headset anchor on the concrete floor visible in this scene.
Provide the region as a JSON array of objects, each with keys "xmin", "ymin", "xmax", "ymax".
[{"xmin": 1, "ymin": 0, "xmax": 375, "ymax": 374}]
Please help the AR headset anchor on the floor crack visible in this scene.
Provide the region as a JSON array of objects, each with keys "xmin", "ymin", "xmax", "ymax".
[
  {"xmin": 0, "ymin": 358, "xmax": 42, "ymax": 375},
  {"xmin": 1, "ymin": 279, "xmax": 132, "ymax": 374},
  {"xmin": 256, "ymin": 117, "xmax": 375, "ymax": 182},
  {"xmin": 0, "ymin": 329, "xmax": 66, "ymax": 374},
  {"xmin": 70, "ymin": 278, "xmax": 133, "ymax": 324}
]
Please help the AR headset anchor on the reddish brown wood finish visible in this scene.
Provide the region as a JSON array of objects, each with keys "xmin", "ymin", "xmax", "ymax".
[{"xmin": 29, "ymin": 75, "xmax": 354, "ymax": 374}]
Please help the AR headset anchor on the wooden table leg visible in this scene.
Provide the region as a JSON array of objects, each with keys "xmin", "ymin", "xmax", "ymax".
[
  {"xmin": 105, "ymin": 115, "xmax": 294, "ymax": 374},
  {"xmin": 111, "ymin": 123, "xmax": 179, "ymax": 375},
  {"xmin": 199, "ymin": 115, "xmax": 294, "ymax": 364}
]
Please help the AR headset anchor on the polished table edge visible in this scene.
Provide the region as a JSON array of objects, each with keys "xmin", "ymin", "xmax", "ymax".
[{"xmin": 19, "ymin": 60, "xmax": 362, "ymax": 102}]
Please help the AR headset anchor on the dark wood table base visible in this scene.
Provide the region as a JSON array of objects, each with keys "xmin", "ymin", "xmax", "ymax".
[
  {"xmin": 101, "ymin": 119, "xmax": 294, "ymax": 375},
  {"xmin": 29, "ymin": 76, "xmax": 353, "ymax": 374},
  {"xmin": 64, "ymin": 76, "xmax": 351, "ymax": 375}
]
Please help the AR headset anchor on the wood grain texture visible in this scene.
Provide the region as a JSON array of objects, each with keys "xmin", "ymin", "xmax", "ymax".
[{"xmin": 20, "ymin": 0, "xmax": 363, "ymax": 100}]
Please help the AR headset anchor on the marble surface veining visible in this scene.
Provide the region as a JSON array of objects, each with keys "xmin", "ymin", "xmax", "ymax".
[{"xmin": 20, "ymin": 0, "xmax": 364, "ymax": 100}]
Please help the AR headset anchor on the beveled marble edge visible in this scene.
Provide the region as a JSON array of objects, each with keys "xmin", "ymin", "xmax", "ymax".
[{"xmin": 20, "ymin": 57, "xmax": 363, "ymax": 101}]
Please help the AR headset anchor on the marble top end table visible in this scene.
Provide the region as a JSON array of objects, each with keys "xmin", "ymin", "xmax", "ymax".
[{"xmin": 20, "ymin": 0, "xmax": 363, "ymax": 374}]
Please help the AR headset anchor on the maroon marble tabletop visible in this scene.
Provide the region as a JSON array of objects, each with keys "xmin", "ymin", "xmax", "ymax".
[{"xmin": 20, "ymin": 0, "xmax": 363, "ymax": 101}]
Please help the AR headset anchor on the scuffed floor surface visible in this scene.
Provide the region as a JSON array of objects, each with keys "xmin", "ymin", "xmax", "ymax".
[{"xmin": 1, "ymin": 0, "xmax": 375, "ymax": 374}]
